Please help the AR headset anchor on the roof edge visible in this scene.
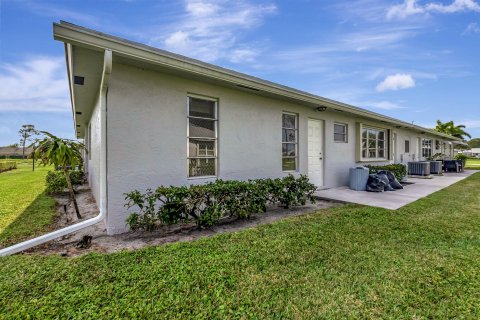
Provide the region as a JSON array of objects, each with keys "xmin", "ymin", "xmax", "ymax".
[{"xmin": 53, "ymin": 21, "xmax": 461, "ymax": 142}]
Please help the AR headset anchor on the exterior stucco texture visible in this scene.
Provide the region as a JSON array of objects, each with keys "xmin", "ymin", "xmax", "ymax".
[{"xmin": 101, "ymin": 62, "xmax": 452, "ymax": 234}]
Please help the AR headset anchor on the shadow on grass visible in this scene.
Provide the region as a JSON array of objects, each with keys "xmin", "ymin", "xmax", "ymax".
[{"xmin": 0, "ymin": 191, "xmax": 56, "ymax": 248}]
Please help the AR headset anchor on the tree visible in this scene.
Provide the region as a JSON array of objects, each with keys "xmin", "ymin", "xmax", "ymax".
[
  {"xmin": 18, "ymin": 124, "xmax": 38, "ymax": 159},
  {"xmin": 467, "ymin": 138, "xmax": 480, "ymax": 148},
  {"xmin": 434, "ymin": 120, "xmax": 471, "ymax": 140},
  {"xmin": 33, "ymin": 131, "xmax": 86, "ymax": 219}
]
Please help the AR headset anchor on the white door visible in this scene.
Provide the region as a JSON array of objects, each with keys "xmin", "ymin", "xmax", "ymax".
[{"xmin": 308, "ymin": 119, "xmax": 324, "ymax": 187}]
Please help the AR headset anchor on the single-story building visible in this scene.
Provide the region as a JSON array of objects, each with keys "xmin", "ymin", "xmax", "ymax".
[
  {"xmin": 0, "ymin": 146, "xmax": 33, "ymax": 158},
  {"xmin": 53, "ymin": 21, "xmax": 461, "ymax": 235},
  {"xmin": 462, "ymin": 148, "xmax": 480, "ymax": 157}
]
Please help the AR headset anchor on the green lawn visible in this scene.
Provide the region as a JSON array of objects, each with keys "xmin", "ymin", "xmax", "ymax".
[
  {"xmin": 0, "ymin": 160, "xmax": 56, "ymax": 248},
  {"xmin": 466, "ymin": 158, "xmax": 480, "ymax": 169},
  {"xmin": 0, "ymin": 173, "xmax": 479, "ymax": 318}
]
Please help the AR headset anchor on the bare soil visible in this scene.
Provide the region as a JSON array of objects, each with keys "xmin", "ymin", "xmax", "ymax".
[{"xmin": 25, "ymin": 187, "xmax": 343, "ymax": 257}]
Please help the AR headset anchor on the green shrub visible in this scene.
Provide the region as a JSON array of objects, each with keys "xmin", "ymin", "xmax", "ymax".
[
  {"xmin": 455, "ymin": 153, "xmax": 468, "ymax": 165},
  {"xmin": 124, "ymin": 175, "xmax": 317, "ymax": 231},
  {"xmin": 0, "ymin": 161, "xmax": 17, "ymax": 173},
  {"xmin": 365, "ymin": 164, "xmax": 407, "ymax": 181},
  {"xmin": 45, "ymin": 170, "xmax": 85, "ymax": 194}
]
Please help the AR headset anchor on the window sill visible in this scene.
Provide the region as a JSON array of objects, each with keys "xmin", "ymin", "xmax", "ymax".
[
  {"xmin": 357, "ymin": 158, "xmax": 389, "ymax": 163},
  {"xmin": 187, "ymin": 175, "xmax": 217, "ymax": 180}
]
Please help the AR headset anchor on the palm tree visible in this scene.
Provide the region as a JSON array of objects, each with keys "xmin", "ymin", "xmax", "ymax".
[
  {"xmin": 34, "ymin": 131, "xmax": 86, "ymax": 219},
  {"xmin": 435, "ymin": 120, "xmax": 471, "ymax": 140}
]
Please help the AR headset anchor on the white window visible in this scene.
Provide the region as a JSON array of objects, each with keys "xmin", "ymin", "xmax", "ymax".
[
  {"xmin": 282, "ymin": 113, "xmax": 298, "ymax": 171},
  {"xmin": 187, "ymin": 96, "xmax": 217, "ymax": 177},
  {"xmin": 362, "ymin": 127, "xmax": 387, "ymax": 159},
  {"xmin": 422, "ymin": 138, "xmax": 432, "ymax": 158},
  {"xmin": 334, "ymin": 123, "xmax": 348, "ymax": 142},
  {"xmin": 404, "ymin": 139, "xmax": 410, "ymax": 153}
]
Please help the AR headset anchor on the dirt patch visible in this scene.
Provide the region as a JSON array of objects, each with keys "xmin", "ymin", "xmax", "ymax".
[{"xmin": 25, "ymin": 188, "xmax": 343, "ymax": 257}]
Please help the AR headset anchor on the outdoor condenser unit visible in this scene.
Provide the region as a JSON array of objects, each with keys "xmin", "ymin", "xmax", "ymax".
[
  {"xmin": 429, "ymin": 161, "xmax": 442, "ymax": 175},
  {"xmin": 408, "ymin": 162, "xmax": 430, "ymax": 176}
]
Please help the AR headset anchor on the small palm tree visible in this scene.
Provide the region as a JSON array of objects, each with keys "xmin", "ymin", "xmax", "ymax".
[
  {"xmin": 435, "ymin": 120, "xmax": 471, "ymax": 140},
  {"xmin": 34, "ymin": 131, "xmax": 86, "ymax": 219}
]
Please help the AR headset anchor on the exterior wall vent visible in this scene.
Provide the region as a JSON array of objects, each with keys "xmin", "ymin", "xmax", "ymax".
[{"xmin": 74, "ymin": 76, "xmax": 85, "ymax": 85}]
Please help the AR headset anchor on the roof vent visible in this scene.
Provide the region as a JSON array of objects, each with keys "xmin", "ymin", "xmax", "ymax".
[{"xmin": 74, "ymin": 76, "xmax": 85, "ymax": 85}]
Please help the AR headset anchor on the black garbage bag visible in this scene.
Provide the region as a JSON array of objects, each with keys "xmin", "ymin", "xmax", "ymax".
[
  {"xmin": 377, "ymin": 173, "xmax": 395, "ymax": 191},
  {"xmin": 378, "ymin": 170, "xmax": 403, "ymax": 190},
  {"xmin": 366, "ymin": 174, "xmax": 385, "ymax": 192}
]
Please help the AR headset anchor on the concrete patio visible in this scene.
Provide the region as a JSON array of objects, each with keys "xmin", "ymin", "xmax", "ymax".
[{"xmin": 315, "ymin": 170, "xmax": 477, "ymax": 210}]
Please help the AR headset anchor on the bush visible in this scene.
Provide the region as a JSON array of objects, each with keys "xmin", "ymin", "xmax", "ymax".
[
  {"xmin": 45, "ymin": 170, "xmax": 85, "ymax": 194},
  {"xmin": 365, "ymin": 164, "xmax": 407, "ymax": 181},
  {"xmin": 125, "ymin": 175, "xmax": 317, "ymax": 231},
  {"xmin": 455, "ymin": 153, "xmax": 468, "ymax": 165},
  {"xmin": 0, "ymin": 161, "xmax": 17, "ymax": 173}
]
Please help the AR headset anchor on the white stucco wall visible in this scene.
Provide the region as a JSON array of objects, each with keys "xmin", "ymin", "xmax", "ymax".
[
  {"xmin": 100, "ymin": 62, "xmax": 454, "ymax": 234},
  {"xmin": 392, "ymin": 127, "xmax": 453, "ymax": 164},
  {"xmin": 86, "ymin": 94, "xmax": 102, "ymax": 205}
]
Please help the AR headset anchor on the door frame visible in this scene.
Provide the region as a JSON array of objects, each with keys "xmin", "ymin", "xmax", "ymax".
[{"xmin": 307, "ymin": 118, "xmax": 325, "ymax": 187}]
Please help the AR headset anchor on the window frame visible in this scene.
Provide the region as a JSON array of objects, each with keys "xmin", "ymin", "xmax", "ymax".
[
  {"xmin": 187, "ymin": 95, "xmax": 218, "ymax": 179},
  {"xmin": 282, "ymin": 112, "xmax": 298, "ymax": 172},
  {"xmin": 333, "ymin": 122, "xmax": 348, "ymax": 143},
  {"xmin": 404, "ymin": 139, "xmax": 410, "ymax": 154},
  {"xmin": 361, "ymin": 125, "xmax": 388, "ymax": 161},
  {"xmin": 421, "ymin": 138, "xmax": 433, "ymax": 158}
]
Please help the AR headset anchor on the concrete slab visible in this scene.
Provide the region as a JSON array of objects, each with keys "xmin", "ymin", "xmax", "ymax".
[{"xmin": 315, "ymin": 170, "xmax": 478, "ymax": 210}]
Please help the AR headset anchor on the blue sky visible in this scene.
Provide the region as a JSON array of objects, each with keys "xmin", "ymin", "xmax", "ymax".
[{"xmin": 0, "ymin": 0, "xmax": 479, "ymax": 145}]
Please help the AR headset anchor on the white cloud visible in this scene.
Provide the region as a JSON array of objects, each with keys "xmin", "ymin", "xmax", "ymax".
[
  {"xmin": 426, "ymin": 0, "xmax": 480, "ymax": 13},
  {"xmin": 387, "ymin": 0, "xmax": 425, "ymax": 20},
  {"xmin": 463, "ymin": 22, "xmax": 480, "ymax": 33},
  {"xmin": 24, "ymin": 1, "xmax": 100, "ymax": 26},
  {"xmin": 229, "ymin": 48, "xmax": 258, "ymax": 63},
  {"xmin": 154, "ymin": 0, "xmax": 276, "ymax": 63},
  {"xmin": 185, "ymin": 1, "xmax": 220, "ymax": 16},
  {"xmin": 367, "ymin": 101, "xmax": 404, "ymax": 110},
  {"xmin": 387, "ymin": 0, "xmax": 480, "ymax": 20},
  {"xmin": 376, "ymin": 73, "xmax": 416, "ymax": 92},
  {"xmin": 0, "ymin": 57, "xmax": 70, "ymax": 112}
]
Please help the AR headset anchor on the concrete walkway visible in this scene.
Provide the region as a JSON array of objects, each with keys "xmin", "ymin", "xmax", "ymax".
[{"xmin": 315, "ymin": 170, "xmax": 477, "ymax": 210}]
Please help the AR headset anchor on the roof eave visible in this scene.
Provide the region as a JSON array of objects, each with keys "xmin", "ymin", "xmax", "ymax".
[{"xmin": 53, "ymin": 21, "xmax": 461, "ymax": 142}]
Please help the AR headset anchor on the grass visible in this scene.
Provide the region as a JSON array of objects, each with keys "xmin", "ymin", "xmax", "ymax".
[
  {"xmin": 0, "ymin": 173, "xmax": 479, "ymax": 318},
  {"xmin": 465, "ymin": 158, "xmax": 480, "ymax": 169},
  {"xmin": 0, "ymin": 160, "xmax": 56, "ymax": 248}
]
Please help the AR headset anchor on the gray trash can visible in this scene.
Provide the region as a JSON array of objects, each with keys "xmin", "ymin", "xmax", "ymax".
[{"xmin": 349, "ymin": 166, "xmax": 369, "ymax": 191}]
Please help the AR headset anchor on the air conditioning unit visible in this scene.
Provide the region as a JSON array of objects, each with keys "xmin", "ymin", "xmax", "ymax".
[
  {"xmin": 408, "ymin": 161, "xmax": 430, "ymax": 176},
  {"xmin": 430, "ymin": 161, "xmax": 442, "ymax": 175}
]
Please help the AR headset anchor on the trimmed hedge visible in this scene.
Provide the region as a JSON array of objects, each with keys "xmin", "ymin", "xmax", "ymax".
[
  {"xmin": 125, "ymin": 175, "xmax": 317, "ymax": 230},
  {"xmin": 45, "ymin": 170, "xmax": 85, "ymax": 194},
  {"xmin": 0, "ymin": 161, "xmax": 17, "ymax": 173},
  {"xmin": 0, "ymin": 155, "xmax": 23, "ymax": 159},
  {"xmin": 365, "ymin": 164, "xmax": 407, "ymax": 181}
]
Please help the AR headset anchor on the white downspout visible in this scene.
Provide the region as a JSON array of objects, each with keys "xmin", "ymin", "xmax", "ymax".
[{"xmin": 0, "ymin": 50, "xmax": 112, "ymax": 257}]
